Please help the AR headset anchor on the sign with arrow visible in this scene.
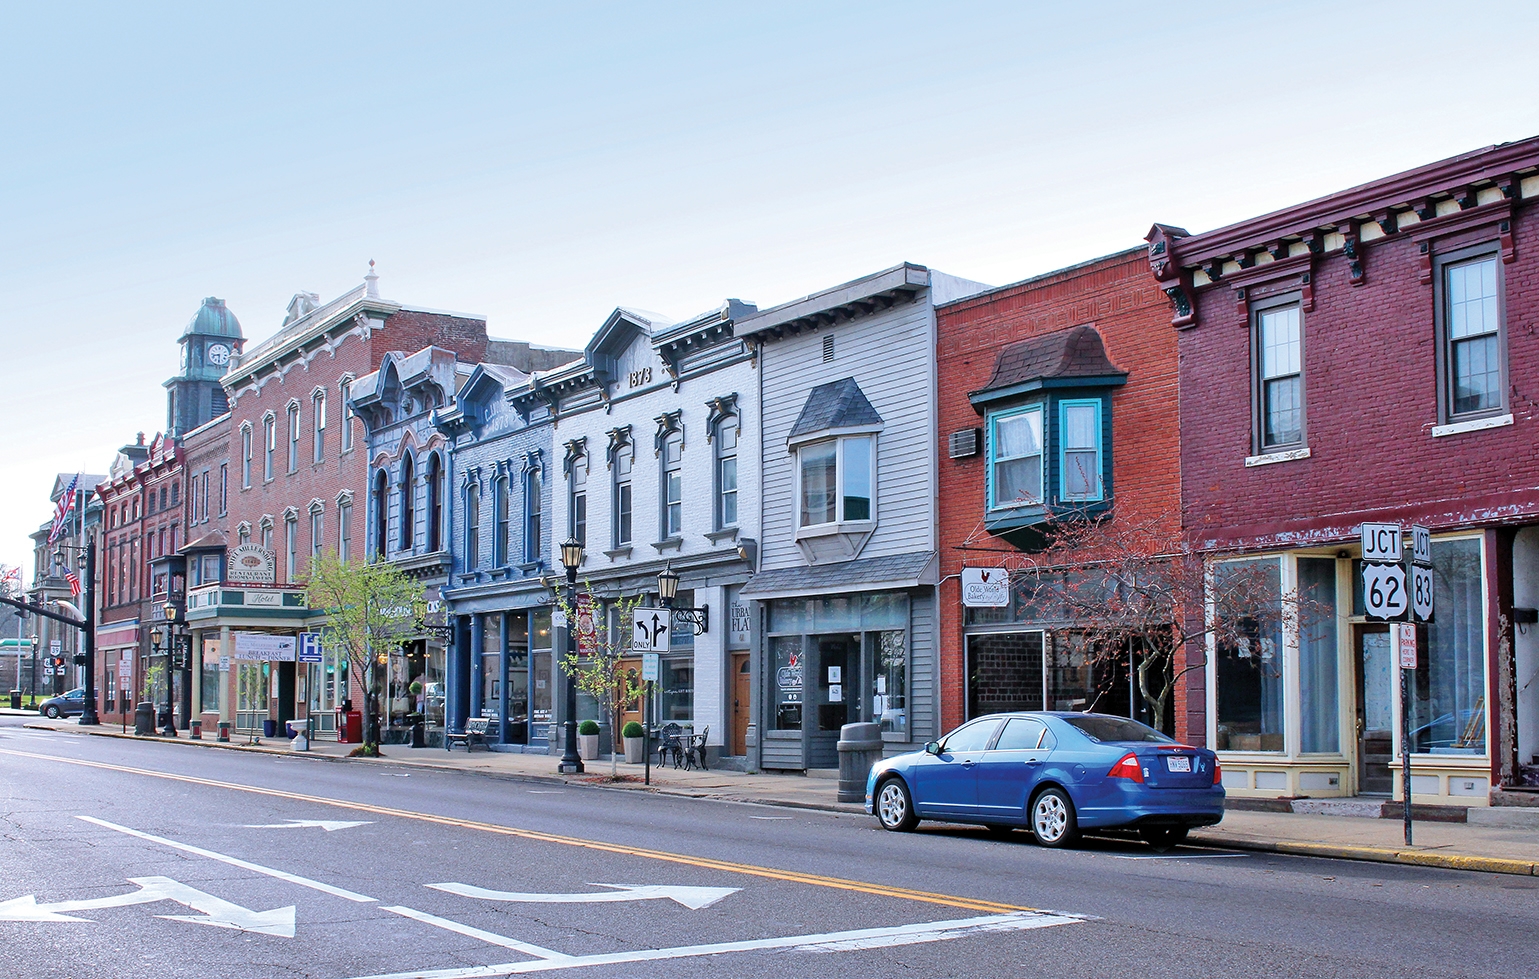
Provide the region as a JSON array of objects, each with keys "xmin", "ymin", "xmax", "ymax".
[
  {"xmin": 427, "ymin": 881, "xmax": 738, "ymax": 910},
  {"xmin": 632, "ymin": 606, "xmax": 669, "ymax": 653},
  {"xmin": 0, "ymin": 876, "xmax": 296, "ymax": 937},
  {"xmin": 241, "ymin": 819, "xmax": 373, "ymax": 832}
]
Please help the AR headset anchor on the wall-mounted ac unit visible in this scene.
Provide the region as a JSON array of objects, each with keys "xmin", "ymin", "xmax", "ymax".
[{"xmin": 948, "ymin": 428, "xmax": 980, "ymax": 459}]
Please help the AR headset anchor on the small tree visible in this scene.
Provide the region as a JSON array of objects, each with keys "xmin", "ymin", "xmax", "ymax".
[
  {"xmin": 303, "ymin": 554, "xmax": 425, "ymax": 756},
  {"xmin": 556, "ymin": 586, "xmax": 646, "ymax": 777},
  {"xmin": 989, "ymin": 512, "xmax": 1329, "ymax": 736}
]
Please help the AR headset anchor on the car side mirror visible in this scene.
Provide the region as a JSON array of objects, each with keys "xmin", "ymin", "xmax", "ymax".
[{"xmin": 924, "ymin": 741, "xmax": 941, "ymax": 755}]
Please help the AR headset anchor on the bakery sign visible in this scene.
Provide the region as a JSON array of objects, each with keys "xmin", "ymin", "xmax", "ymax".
[
  {"xmin": 961, "ymin": 567, "xmax": 1011, "ymax": 608},
  {"xmin": 227, "ymin": 544, "xmax": 276, "ymax": 584}
]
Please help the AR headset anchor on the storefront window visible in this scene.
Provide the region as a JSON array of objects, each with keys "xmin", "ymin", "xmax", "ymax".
[
  {"xmin": 967, "ymin": 631, "xmax": 1044, "ymax": 717},
  {"xmin": 1297, "ymin": 557, "xmax": 1339, "ymax": 754},
  {"xmin": 1411, "ymin": 538, "xmax": 1486, "ymax": 754},
  {"xmin": 531, "ymin": 609, "xmax": 553, "ymax": 735},
  {"xmin": 875, "ymin": 630, "xmax": 906, "ymax": 736},
  {"xmin": 1214, "ymin": 558, "xmax": 1284, "ymax": 751},
  {"xmin": 660, "ymin": 659, "xmax": 693, "ymax": 722},
  {"xmin": 771, "ymin": 636, "xmax": 802, "ymax": 730}
]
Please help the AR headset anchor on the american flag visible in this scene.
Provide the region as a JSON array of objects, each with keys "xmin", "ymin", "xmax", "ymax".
[
  {"xmin": 65, "ymin": 570, "xmax": 82, "ymax": 597},
  {"xmin": 48, "ymin": 474, "xmax": 81, "ymax": 545}
]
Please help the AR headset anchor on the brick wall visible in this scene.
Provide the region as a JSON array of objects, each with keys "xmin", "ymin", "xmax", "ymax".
[{"xmin": 936, "ymin": 251, "xmax": 1180, "ymax": 732}]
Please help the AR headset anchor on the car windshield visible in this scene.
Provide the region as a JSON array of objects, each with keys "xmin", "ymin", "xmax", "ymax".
[{"xmin": 1061, "ymin": 714, "xmax": 1174, "ymax": 744}]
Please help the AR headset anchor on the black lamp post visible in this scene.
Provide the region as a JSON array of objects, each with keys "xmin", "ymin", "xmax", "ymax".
[
  {"xmin": 557, "ymin": 536, "xmax": 584, "ymax": 774},
  {"xmin": 161, "ymin": 602, "xmax": 181, "ymax": 736}
]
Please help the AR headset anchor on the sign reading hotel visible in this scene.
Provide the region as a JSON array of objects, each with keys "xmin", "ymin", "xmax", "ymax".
[
  {"xmin": 961, "ymin": 567, "xmax": 1011, "ymax": 608},
  {"xmin": 227, "ymin": 544, "xmax": 276, "ymax": 584}
]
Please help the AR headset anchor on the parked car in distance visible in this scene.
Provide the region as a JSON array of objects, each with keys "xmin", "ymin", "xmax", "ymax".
[
  {"xmin": 38, "ymin": 687, "xmax": 87, "ymax": 719},
  {"xmin": 866, "ymin": 712, "xmax": 1224, "ymax": 850}
]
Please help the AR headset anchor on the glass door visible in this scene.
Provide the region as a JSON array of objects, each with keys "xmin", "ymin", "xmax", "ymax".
[{"xmin": 1355, "ymin": 625, "xmax": 1394, "ymax": 795}]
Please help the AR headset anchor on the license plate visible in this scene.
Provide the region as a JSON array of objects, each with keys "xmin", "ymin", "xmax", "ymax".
[{"xmin": 1165, "ymin": 756, "xmax": 1192, "ymax": 773}]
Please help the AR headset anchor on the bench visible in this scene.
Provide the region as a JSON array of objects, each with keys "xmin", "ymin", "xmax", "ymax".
[{"xmin": 446, "ymin": 717, "xmax": 491, "ymax": 752}]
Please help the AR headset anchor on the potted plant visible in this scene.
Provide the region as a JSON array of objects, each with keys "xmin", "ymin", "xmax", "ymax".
[
  {"xmin": 577, "ymin": 719, "xmax": 600, "ymax": 760},
  {"xmin": 622, "ymin": 721, "xmax": 645, "ymax": 764}
]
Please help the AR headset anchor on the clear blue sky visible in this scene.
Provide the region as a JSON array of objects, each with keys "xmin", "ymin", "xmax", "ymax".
[{"xmin": 2, "ymin": 1, "xmax": 1536, "ymax": 576}]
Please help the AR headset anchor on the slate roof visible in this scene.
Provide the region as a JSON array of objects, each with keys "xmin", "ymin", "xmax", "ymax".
[
  {"xmin": 789, "ymin": 377, "xmax": 883, "ymax": 441},
  {"xmin": 740, "ymin": 550, "xmax": 936, "ymax": 598},
  {"xmin": 973, "ymin": 324, "xmax": 1126, "ymax": 397}
]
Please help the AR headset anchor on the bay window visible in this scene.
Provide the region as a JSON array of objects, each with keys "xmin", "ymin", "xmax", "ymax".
[
  {"xmin": 1058, "ymin": 399, "xmax": 1103, "ymax": 502},
  {"xmin": 987, "ymin": 405, "xmax": 1043, "ymax": 510},
  {"xmin": 797, "ymin": 435, "xmax": 873, "ymax": 528}
]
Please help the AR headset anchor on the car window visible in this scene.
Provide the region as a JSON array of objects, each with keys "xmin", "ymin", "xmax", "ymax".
[
  {"xmin": 66, "ymin": 688, "xmax": 84, "ymax": 698},
  {"xmin": 1038, "ymin": 726, "xmax": 1057, "ymax": 750},
  {"xmin": 992, "ymin": 717, "xmax": 1046, "ymax": 751},
  {"xmin": 941, "ymin": 720, "xmax": 999, "ymax": 754},
  {"xmin": 1061, "ymin": 714, "xmax": 1174, "ymax": 744}
]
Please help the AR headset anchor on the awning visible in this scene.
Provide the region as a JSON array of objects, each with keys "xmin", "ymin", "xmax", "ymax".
[
  {"xmin": 739, "ymin": 551, "xmax": 937, "ymax": 600},
  {"xmin": 96, "ymin": 623, "xmax": 140, "ymax": 648}
]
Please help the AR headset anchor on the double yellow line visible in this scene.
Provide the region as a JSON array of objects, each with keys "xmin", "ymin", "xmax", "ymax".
[{"xmin": 0, "ymin": 747, "xmax": 1030, "ymax": 914}]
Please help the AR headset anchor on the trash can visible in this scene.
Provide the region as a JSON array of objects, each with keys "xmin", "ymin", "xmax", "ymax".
[
  {"xmin": 263, "ymin": 718, "xmax": 278, "ymax": 738},
  {"xmin": 836, "ymin": 722, "xmax": 884, "ymax": 803},
  {"xmin": 134, "ymin": 702, "xmax": 156, "ymax": 736},
  {"xmin": 8, "ymin": 690, "xmax": 19, "ymax": 710}
]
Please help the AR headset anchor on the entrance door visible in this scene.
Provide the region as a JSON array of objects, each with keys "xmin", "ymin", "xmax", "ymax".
[
  {"xmin": 1355, "ymin": 626, "xmax": 1394, "ymax": 796},
  {"xmin": 731, "ymin": 653, "xmax": 750, "ymax": 756},
  {"xmin": 276, "ymin": 661, "xmax": 296, "ymax": 730}
]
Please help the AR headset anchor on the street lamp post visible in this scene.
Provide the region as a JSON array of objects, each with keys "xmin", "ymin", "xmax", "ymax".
[
  {"xmin": 557, "ymin": 537, "xmax": 584, "ymax": 774},
  {"xmin": 161, "ymin": 602, "xmax": 182, "ymax": 737}
]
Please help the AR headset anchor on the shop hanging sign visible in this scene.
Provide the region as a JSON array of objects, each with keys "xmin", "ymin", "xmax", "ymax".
[
  {"xmin": 576, "ymin": 594, "xmax": 597, "ymax": 656},
  {"xmin": 226, "ymin": 544, "xmax": 276, "ymax": 584},
  {"xmin": 960, "ymin": 567, "xmax": 1010, "ymax": 608},
  {"xmin": 233, "ymin": 632, "xmax": 296, "ymax": 662}
]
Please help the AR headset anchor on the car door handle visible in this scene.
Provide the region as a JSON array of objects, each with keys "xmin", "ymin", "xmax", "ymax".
[
  {"xmin": 960, "ymin": 759, "xmax": 976, "ymax": 768},
  {"xmin": 1023, "ymin": 757, "xmax": 1042, "ymax": 765}
]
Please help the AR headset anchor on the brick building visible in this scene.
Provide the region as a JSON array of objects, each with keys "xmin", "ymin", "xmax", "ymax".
[
  {"xmin": 94, "ymin": 434, "xmax": 154, "ymax": 725},
  {"xmin": 934, "ymin": 249, "xmax": 1179, "ymax": 736},
  {"xmin": 1148, "ymin": 136, "xmax": 1539, "ymax": 807}
]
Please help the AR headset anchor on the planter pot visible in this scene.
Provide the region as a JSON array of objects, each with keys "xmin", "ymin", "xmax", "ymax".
[
  {"xmin": 623, "ymin": 736, "xmax": 645, "ymax": 764},
  {"xmin": 578, "ymin": 734, "xmax": 600, "ymax": 760}
]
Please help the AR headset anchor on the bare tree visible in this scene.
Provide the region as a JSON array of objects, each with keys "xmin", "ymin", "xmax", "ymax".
[{"xmin": 556, "ymin": 586, "xmax": 646, "ymax": 777}]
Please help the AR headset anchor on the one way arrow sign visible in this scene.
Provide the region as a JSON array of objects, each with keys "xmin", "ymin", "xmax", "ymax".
[
  {"xmin": 632, "ymin": 606, "xmax": 669, "ymax": 652},
  {"xmin": 0, "ymin": 876, "xmax": 296, "ymax": 936}
]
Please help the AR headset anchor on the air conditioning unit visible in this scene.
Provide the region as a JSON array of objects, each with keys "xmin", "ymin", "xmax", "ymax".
[{"xmin": 948, "ymin": 428, "xmax": 980, "ymax": 459}]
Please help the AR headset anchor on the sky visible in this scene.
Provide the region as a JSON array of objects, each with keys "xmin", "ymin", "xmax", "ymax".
[{"xmin": 2, "ymin": 1, "xmax": 1537, "ymax": 578}]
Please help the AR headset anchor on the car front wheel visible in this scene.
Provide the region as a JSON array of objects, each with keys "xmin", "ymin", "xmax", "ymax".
[
  {"xmin": 1030, "ymin": 787, "xmax": 1079, "ymax": 848},
  {"xmin": 875, "ymin": 777, "xmax": 919, "ymax": 832},
  {"xmin": 44, "ymin": 705, "xmax": 60, "ymax": 719}
]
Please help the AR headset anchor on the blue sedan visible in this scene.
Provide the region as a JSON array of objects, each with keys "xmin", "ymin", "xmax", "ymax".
[{"xmin": 865, "ymin": 712, "xmax": 1224, "ymax": 850}]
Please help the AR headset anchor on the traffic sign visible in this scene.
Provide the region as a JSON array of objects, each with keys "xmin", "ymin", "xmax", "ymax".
[
  {"xmin": 631, "ymin": 607, "xmax": 669, "ymax": 653},
  {"xmin": 297, "ymin": 634, "xmax": 323, "ymax": 664},
  {"xmin": 1362, "ymin": 562, "xmax": 1409, "ymax": 621},
  {"xmin": 1361, "ymin": 522, "xmax": 1402, "ymax": 563},
  {"xmin": 642, "ymin": 652, "xmax": 660, "ymax": 682},
  {"xmin": 1396, "ymin": 622, "xmax": 1418, "ymax": 670},
  {"xmin": 1410, "ymin": 525, "xmax": 1432, "ymax": 566},
  {"xmin": 1411, "ymin": 564, "xmax": 1435, "ymax": 622}
]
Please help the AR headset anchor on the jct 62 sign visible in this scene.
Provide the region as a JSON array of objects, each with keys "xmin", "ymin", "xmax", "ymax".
[{"xmin": 1362, "ymin": 562, "xmax": 1409, "ymax": 621}]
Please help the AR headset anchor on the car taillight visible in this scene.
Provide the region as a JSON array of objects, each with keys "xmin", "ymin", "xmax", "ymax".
[
  {"xmin": 1214, "ymin": 762, "xmax": 1223, "ymax": 785},
  {"xmin": 1108, "ymin": 752, "xmax": 1143, "ymax": 783}
]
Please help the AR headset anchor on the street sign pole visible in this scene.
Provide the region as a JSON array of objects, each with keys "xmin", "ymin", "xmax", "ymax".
[{"xmin": 1395, "ymin": 622, "xmax": 1418, "ymax": 846}]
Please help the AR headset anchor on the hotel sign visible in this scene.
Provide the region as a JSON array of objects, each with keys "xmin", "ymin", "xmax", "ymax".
[{"xmin": 227, "ymin": 544, "xmax": 276, "ymax": 584}]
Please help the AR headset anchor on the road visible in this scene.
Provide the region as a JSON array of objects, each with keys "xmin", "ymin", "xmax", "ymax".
[{"xmin": 1, "ymin": 717, "xmax": 1533, "ymax": 979}]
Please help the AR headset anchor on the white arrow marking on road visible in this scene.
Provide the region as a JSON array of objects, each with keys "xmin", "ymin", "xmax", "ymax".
[
  {"xmin": 0, "ymin": 876, "xmax": 296, "ymax": 937},
  {"xmin": 427, "ymin": 881, "xmax": 739, "ymax": 910},
  {"xmin": 241, "ymin": 819, "xmax": 374, "ymax": 832}
]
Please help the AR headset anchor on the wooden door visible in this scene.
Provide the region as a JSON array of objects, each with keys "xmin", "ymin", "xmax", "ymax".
[
  {"xmin": 731, "ymin": 653, "xmax": 750, "ymax": 757},
  {"xmin": 1354, "ymin": 625, "xmax": 1394, "ymax": 795}
]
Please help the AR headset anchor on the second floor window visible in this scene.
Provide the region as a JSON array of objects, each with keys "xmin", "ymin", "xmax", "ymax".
[
  {"xmin": 494, "ymin": 474, "xmax": 510, "ymax": 566},
  {"xmin": 241, "ymin": 426, "xmax": 252, "ymax": 488},
  {"xmin": 1254, "ymin": 300, "xmax": 1303, "ymax": 451},
  {"xmin": 310, "ymin": 506, "xmax": 323, "ymax": 560},
  {"xmin": 716, "ymin": 418, "xmax": 738, "ymax": 529},
  {"xmin": 340, "ymin": 379, "xmax": 354, "ymax": 452},
  {"xmin": 313, "ymin": 391, "xmax": 326, "ymax": 463},
  {"xmin": 373, "ymin": 471, "xmax": 388, "ymax": 560},
  {"xmin": 614, "ymin": 441, "xmax": 634, "ymax": 547},
  {"xmin": 425, "ymin": 454, "xmax": 443, "ymax": 552},
  {"xmin": 465, "ymin": 481, "xmax": 481, "ymax": 568},
  {"xmin": 399, "ymin": 454, "xmax": 415, "ymax": 552},
  {"xmin": 661, "ymin": 430, "xmax": 682, "ymax": 538},
  {"xmin": 570, "ymin": 453, "xmax": 588, "ymax": 548},
  {"xmin": 1059, "ymin": 400, "xmax": 1103, "ymax": 502},
  {"xmin": 219, "ymin": 464, "xmax": 228, "ymax": 515},
  {"xmin": 799, "ymin": 435, "xmax": 873, "ymax": 527},
  {"xmin": 1441, "ymin": 251, "xmax": 1504, "ymax": 418},
  {"xmin": 338, "ymin": 499, "xmax": 352, "ymax": 563},
  {"xmin": 287, "ymin": 403, "xmax": 301, "ymax": 473},
  {"xmin": 264, "ymin": 416, "xmax": 275, "ymax": 480},
  {"xmin": 284, "ymin": 515, "xmax": 298, "ymax": 581},
  {"xmin": 988, "ymin": 405, "xmax": 1043, "ymax": 510},
  {"xmin": 524, "ymin": 466, "xmax": 543, "ymax": 564}
]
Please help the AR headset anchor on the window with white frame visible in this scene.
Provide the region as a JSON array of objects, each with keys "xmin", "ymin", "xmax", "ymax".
[
  {"xmin": 1059, "ymin": 400, "xmax": 1103, "ymax": 502},
  {"xmin": 613, "ymin": 440, "xmax": 634, "ymax": 547},
  {"xmin": 284, "ymin": 513, "xmax": 298, "ymax": 582},
  {"xmin": 313, "ymin": 390, "xmax": 326, "ymax": 463},
  {"xmin": 264, "ymin": 415, "xmax": 276, "ymax": 481},
  {"xmin": 661, "ymin": 429, "xmax": 682, "ymax": 538},
  {"xmin": 1254, "ymin": 299, "xmax": 1303, "ymax": 450},
  {"xmin": 524, "ymin": 463, "xmax": 543, "ymax": 564},
  {"xmin": 340, "ymin": 378, "xmax": 355, "ymax": 453},
  {"xmin": 309, "ymin": 503, "xmax": 323, "ymax": 562},
  {"xmin": 219, "ymin": 463, "xmax": 227, "ymax": 515},
  {"xmin": 465, "ymin": 479, "xmax": 482, "ymax": 569},
  {"xmin": 494, "ymin": 473, "xmax": 510, "ymax": 566},
  {"xmin": 337, "ymin": 498, "xmax": 352, "ymax": 563},
  {"xmin": 287, "ymin": 402, "xmax": 300, "ymax": 473},
  {"xmin": 260, "ymin": 517, "xmax": 273, "ymax": 552},
  {"xmin": 1439, "ymin": 249, "xmax": 1505, "ymax": 419},
  {"xmin": 987, "ymin": 405, "xmax": 1043, "ymax": 510},
  {"xmin": 241, "ymin": 424, "xmax": 252, "ymax": 488},
  {"xmin": 569, "ymin": 450, "xmax": 588, "ymax": 548},
  {"xmin": 798, "ymin": 434, "xmax": 873, "ymax": 527},
  {"xmin": 715, "ymin": 416, "xmax": 738, "ymax": 529}
]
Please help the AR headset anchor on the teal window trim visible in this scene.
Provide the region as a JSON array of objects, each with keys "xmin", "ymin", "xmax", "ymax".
[
  {"xmin": 986, "ymin": 403, "xmax": 1045, "ymax": 512},
  {"xmin": 1058, "ymin": 398, "xmax": 1104, "ymax": 503}
]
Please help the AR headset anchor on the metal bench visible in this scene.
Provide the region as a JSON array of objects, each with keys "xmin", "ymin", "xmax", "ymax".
[{"xmin": 446, "ymin": 716, "xmax": 491, "ymax": 752}]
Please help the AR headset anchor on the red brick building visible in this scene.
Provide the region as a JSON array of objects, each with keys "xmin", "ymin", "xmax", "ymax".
[
  {"xmin": 935, "ymin": 249, "xmax": 1178, "ymax": 735},
  {"xmin": 1148, "ymin": 136, "xmax": 1539, "ymax": 808}
]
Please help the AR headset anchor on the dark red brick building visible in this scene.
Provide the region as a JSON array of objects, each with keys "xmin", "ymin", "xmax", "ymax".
[
  {"xmin": 1148, "ymin": 136, "xmax": 1539, "ymax": 809},
  {"xmin": 935, "ymin": 249, "xmax": 1178, "ymax": 735}
]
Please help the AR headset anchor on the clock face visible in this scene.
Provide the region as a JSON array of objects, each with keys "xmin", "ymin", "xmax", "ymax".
[{"xmin": 208, "ymin": 343, "xmax": 231, "ymax": 366}]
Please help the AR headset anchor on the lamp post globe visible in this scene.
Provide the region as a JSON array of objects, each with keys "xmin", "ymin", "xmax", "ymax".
[{"xmin": 557, "ymin": 537, "xmax": 585, "ymax": 774}]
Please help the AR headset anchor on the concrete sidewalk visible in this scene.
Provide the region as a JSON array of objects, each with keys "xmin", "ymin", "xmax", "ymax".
[{"xmin": 17, "ymin": 719, "xmax": 1539, "ymax": 877}]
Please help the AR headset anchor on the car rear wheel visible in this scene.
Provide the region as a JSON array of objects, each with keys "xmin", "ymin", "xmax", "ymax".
[
  {"xmin": 44, "ymin": 705, "xmax": 60, "ymax": 719},
  {"xmin": 1030, "ymin": 787, "xmax": 1078, "ymax": 848},
  {"xmin": 875, "ymin": 777, "xmax": 919, "ymax": 832},
  {"xmin": 1139, "ymin": 826, "xmax": 1189, "ymax": 853}
]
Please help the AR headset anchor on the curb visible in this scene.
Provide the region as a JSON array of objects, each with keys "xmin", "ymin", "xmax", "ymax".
[{"xmin": 1189, "ymin": 832, "xmax": 1539, "ymax": 877}]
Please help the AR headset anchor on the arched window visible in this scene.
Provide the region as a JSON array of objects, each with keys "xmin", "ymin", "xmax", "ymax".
[
  {"xmin": 340, "ymin": 377, "xmax": 355, "ymax": 453},
  {"xmin": 524, "ymin": 463, "xmax": 543, "ymax": 565},
  {"xmin": 287, "ymin": 402, "xmax": 300, "ymax": 473},
  {"xmin": 465, "ymin": 480, "xmax": 481, "ymax": 569},
  {"xmin": 613, "ymin": 440, "xmax": 634, "ymax": 547},
  {"xmin": 399, "ymin": 453, "xmax": 415, "ymax": 551},
  {"xmin": 373, "ymin": 470, "xmax": 388, "ymax": 560},
  {"xmin": 493, "ymin": 473, "xmax": 510, "ymax": 566},
  {"xmin": 425, "ymin": 453, "xmax": 443, "ymax": 552},
  {"xmin": 312, "ymin": 390, "xmax": 326, "ymax": 464},
  {"xmin": 715, "ymin": 414, "xmax": 739, "ymax": 530},
  {"xmin": 263, "ymin": 415, "xmax": 276, "ymax": 480},
  {"xmin": 241, "ymin": 424, "xmax": 253, "ymax": 488}
]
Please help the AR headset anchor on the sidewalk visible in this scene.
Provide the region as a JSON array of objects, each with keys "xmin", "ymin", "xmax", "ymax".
[{"xmin": 18, "ymin": 719, "xmax": 1539, "ymax": 877}]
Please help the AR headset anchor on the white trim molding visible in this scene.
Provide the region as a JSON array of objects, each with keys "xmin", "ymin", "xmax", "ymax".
[
  {"xmin": 1245, "ymin": 447, "xmax": 1311, "ymax": 467},
  {"xmin": 1431, "ymin": 413, "xmax": 1513, "ymax": 438}
]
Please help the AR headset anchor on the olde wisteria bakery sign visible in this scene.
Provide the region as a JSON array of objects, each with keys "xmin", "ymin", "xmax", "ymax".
[{"xmin": 961, "ymin": 567, "xmax": 1011, "ymax": 608}]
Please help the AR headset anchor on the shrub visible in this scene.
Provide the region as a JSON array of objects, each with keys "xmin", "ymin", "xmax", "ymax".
[
  {"xmin": 577, "ymin": 719, "xmax": 601, "ymax": 736},
  {"xmin": 622, "ymin": 721, "xmax": 644, "ymax": 739}
]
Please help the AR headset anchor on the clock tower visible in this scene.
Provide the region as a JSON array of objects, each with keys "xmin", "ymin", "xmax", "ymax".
[{"xmin": 166, "ymin": 296, "xmax": 245, "ymax": 437}]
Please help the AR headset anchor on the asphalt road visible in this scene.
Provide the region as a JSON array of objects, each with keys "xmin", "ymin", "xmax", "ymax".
[{"xmin": 1, "ymin": 717, "xmax": 1533, "ymax": 979}]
